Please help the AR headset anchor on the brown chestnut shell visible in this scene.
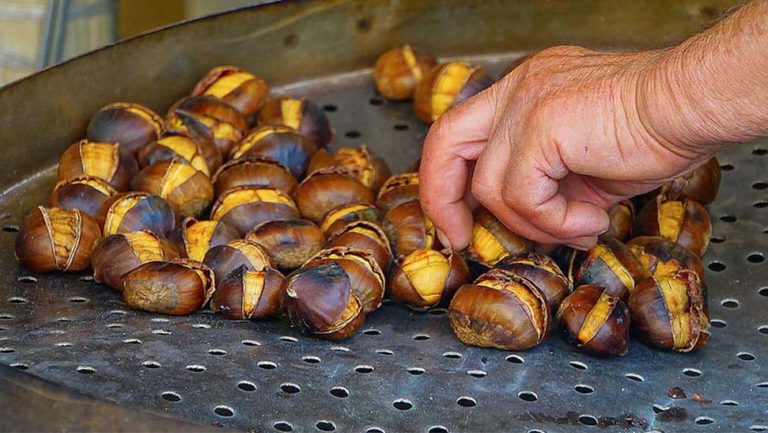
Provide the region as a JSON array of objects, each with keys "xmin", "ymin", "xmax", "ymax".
[
  {"xmin": 382, "ymin": 199, "xmax": 435, "ymax": 256},
  {"xmin": 557, "ymin": 285, "xmax": 630, "ymax": 357},
  {"xmin": 495, "ymin": 252, "xmax": 571, "ymax": 310},
  {"xmin": 327, "ymin": 220, "xmax": 393, "ymax": 272},
  {"xmin": 414, "ymin": 62, "xmax": 494, "ymax": 124},
  {"xmin": 166, "ymin": 96, "xmax": 247, "ymax": 156},
  {"xmin": 92, "ymin": 230, "xmax": 180, "ymax": 291},
  {"xmin": 603, "ymin": 200, "xmax": 635, "ymax": 242},
  {"xmin": 191, "ymin": 66, "xmax": 269, "ymax": 120},
  {"xmin": 626, "ymin": 236, "xmax": 705, "ymax": 280},
  {"xmin": 373, "ymin": 45, "xmax": 438, "ymax": 101},
  {"xmin": 230, "ymin": 126, "xmax": 317, "ymax": 178},
  {"xmin": 246, "ymin": 219, "xmax": 325, "ymax": 272},
  {"xmin": 212, "ymin": 156, "xmax": 298, "ymax": 197},
  {"xmin": 634, "ymin": 195, "xmax": 712, "ymax": 257},
  {"xmin": 168, "ymin": 217, "xmax": 239, "ymax": 262},
  {"xmin": 97, "ymin": 192, "xmax": 176, "ymax": 237},
  {"xmin": 137, "ymin": 132, "xmax": 221, "ymax": 177},
  {"xmin": 202, "ymin": 239, "xmax": 272, "ymax": 285},
  {"xmin": 58, "ymin": 140, "xmax": 139, "ymax": 191},
  {"xmin": 320, "ymin": 203, "xmax": 381, "ymax": 238},
  {"xmin": 211, "ymin": 265, "xmax": 285, "ymax": 320},
  {"xmin": 307, "ymin": 146, "xmax": 391, "ymax": 192},
  {"xmin": 660, "ymin": 157, "xmax": 721, "ymax": 205},
  {"xmin": 210, "ymin": 186, "xmax": 299, "ymax": 236},
  {"xmin": 295, "ymin": 168, "xmax": 375, "ymax": 223},
  {"xmin": 389, "ymin": 249, "xmax": 469, "ymax": 310},
  {"xmin": 131, "ymin": 159, "xmax": 214, "ymax": 219},
  {"xmin": 376, "ymin": 172, "xmax": 420, "ymax": 212},
  {"xmin": 49, "ymin": 176, "xmax": 117, "ymax": 219},
  {"xmin": 465, "ymin": 207, "xmax": 531, "ymax": 272},
  {"xmin": 257, "ymin": 96, "xmax": 333, "ymax": 148},
  {"xmin": 122, "ymin": 259, "xmax": 215, "ymax": 315},
  {"xmin": 571, "ymin": 236, "xmax": 645, "ymax": 301},
  {"xmin": 86, "ymin": 102, "xmax": 164, "ymax": 155}
]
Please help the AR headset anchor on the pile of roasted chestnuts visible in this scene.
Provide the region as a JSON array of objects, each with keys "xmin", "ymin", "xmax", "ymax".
[{"xmin": 14, "ymin": 47, "xmax": 717, "ymax": 358}]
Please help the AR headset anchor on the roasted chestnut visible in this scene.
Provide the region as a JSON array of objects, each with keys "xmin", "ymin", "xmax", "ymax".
[
  {"xmin": 166, "ymin": 96, "xmax": 247, "ymax": 156},
  {"xmin": 49, "ymin": 176, "xmax": 116, "ymax": 219},
  {"xmin": 212, "ymin": 156, "xmax": 298, "ymax": 197},
  {"xmin": 86, "ymin": 102, "xmax": 164, "ymax": 155},
  {"xmin": 97, "ymin": 192, "xmax": 175, "ymax": 236},
  {"xmin": 627, "ymin": 236, "xmax": 705, "ymax": 279},
  {"xmin": 413, "ymin": 62, "xmax": 494, "ymax": 124},
  {"xmin": 376, "ymin": 172, "xmax": 420, "ymax": 212},
  {"xmin": 202, "ymin": 239, "xmax": 272, "ymax": 284},
  {"xmin": 257, "ymin": 96, "xmax": 333, "ymax": 147},
  {"xmin": 327, "ymin": 221, "xmax": 393, "ymax": 272},
  {"xmin": 557, "ymin": 285, "xmax": 630, "ymax": 357},
  {"xmin": 307, "ymin": 146, "xmax": 391, "ymax": 191},
  {"xmin": 389, "ymin": 249, "xmax": 469, "ymax": 310},
  {"xmin": 495, "ymin": 252, "xmax": 571, "ymax": 310},
  {"xmin": 660, "ymin": 157, "xmax": 721, "ymax": 205},
  {"xmin": 58, "ymin": 140, "xmax": 139, "ymax": 191},
  {"xmin": 91, "ymin": 230, "xmax": 180, "ymax": 291},
  {"xmin": 131, "ymin": 159, "xmax": 214, "ymax": 219},
  {"xmin": 634, "ymin": 195, "xmax": 712, "ymax": 257},
  {"xmin": 246, "ymin": 219, "xmax": 325, "ymax": 271},
  {"xmin": 281, "ymin": 261, "xmax": 365, "ymax": 341},
  {"xmin": 628, "ymin": 269, "xmax": 710, "ymax": 352},
  {"xmin": 229, "ymin": 125, "xmax": 317, "ymax": 177},
  {"xmin": 211, "ymin": 265, "xmax": 284, "ymax": 320},
  {"xmin": 295, "ymin": 168, "xmax": 375, "ymax": 223},
  {"xmin": 320, "ymin": 203, "xmax": 380, "ymax": 238},
  {"xmin": 168, "ymin": 217, "xmax": 239, "ymax": 262},
  {"xmin": 210, "ymin": 186, "xmax": 299, "ymax": 236},
  {"xmin": 15, "ymin": 206, "xmax": 101, "ymax": 273},
  {"xmin": 448, "ymin": 268, "xmax": 550, "ymax": 350},
  {"xmin": 137, "ymin": 132, "xmax": 221, "ymax": 176},
  {"xmin": 191, "ymin": 66, "xmax": 269, "ymax": 120},
  {"xmin": 373, "ymin": 45, "xmax": 438, "ymax": 100},
  {"xmin": 305, "ymin": 246, "xmax": 385, "ymax": 313},
  {"xmin": 465, "ymin": 207, "xmax": 531, "ymax": 270},
  {"xmin": 123, "ymin": 259, "xmax": 214, "ymax": 315},
  {"xmin": 571, "ymin": 236, "xmax": 645, "ymax": 301},
  {"xmin": 382, "ymin": 200, "xmax": 435, "ymax": 256},
  {"xmin": 603, "ymin": 200, "xmax": 635, "ymax": 242}
]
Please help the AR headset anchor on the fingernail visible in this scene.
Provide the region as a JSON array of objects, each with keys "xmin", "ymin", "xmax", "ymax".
[
  {"xmin": 566, "ymin": 242, "xmax": 590, "ymax": 251},
  {"xmin": 436, "ymin": 228, "xmax": 452, "ymax": 250}
]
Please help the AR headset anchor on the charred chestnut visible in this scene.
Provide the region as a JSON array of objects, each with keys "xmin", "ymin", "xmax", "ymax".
[
  {"xmin": 634, "ymin": 195, "xmax": 712, "ymax": 257},
  {"xmin": 211, "ymin": 265, "xmax": 284, "ymax": 319},
  {"xmin": 571, "ymin": 237, "xmax": 645, "ymax": 301},
  {"xmin": 465, "ymin": 207, "xmax": 530, "ymax": 270},
  {"xmin": 168, "ymin": 217, "xmax": 239, "ymax": 262},
  {"xmin": 212, "ymin": 156, "xmax": 297, "ymax": 197},
  {"xmin": 210, "ymin": 186, "xmax": 299, "ymax": 236},
  {"xmin": 320, "ymin": 203, "xmax": 380, "ymax": 238},
  {"xmin": 376, "ymin": 172, "xmax": 420, "ymax": 212},
  {"xmin": 495, "ymin": 252, "xmax": 571, "ymax": 310},
  {"xmin": 557, "ymin": 285, "xmax": 630, "ymax": 357},
  {"xmin": 373, "ymin": 45, "xmax": 438, "ymax": 100},
  {"xmin": 414, "ymin": 62, "xmax": 494, "ymax": 124},
  {"xmin": 166, "ymin": 96, "xmax": 247, "ymax": 156},
  {"xmin": 229, "ymin": 125, "xmax": 317, "ymax": 177},
  {"xmin": 123, "ymin": 259, "xmax": 214, "ymax": 315},
  {"xmin": 49, "ymin": 176, "xmax": 116, "ymax": 219},
  {"xmin": 58, "ymin": 140, "xmax": 139, "ymax": 191},
  {"xmin": 246, "ymin": 219, "xmax": 325, "ymax": 271},
  {"xmin": 86, "ymin": 102, "xmax": 164, "ymax": 155},
  {"xmin": 191, "ymin": 66, "xmax": 269, "ymax": 120},
  {"xmin": 627, "ymin": 236, "xmax": 705, "ymax": 279},
  {"xmin": 257, "ymin": 96, "xmax": 333, "ymax": 147},
  {"xmin": 389, "ymin": 249, "xmax": 469, "ymax": 310},
  {"xmin": 307, "ymin": 146, "xmax": 391, "ymax": 191},
  {"xmin": 131, "ymin": 159, "xmax": 214, "ymax": 219},
  {"xmin": 305, "ymin": 246, "xmax": 385, "ymax": 313},
  {"xmin": 137, "ymin": 132, "xmax": 221, "ymax": 176},
  {"xmin": 328, "ymin": 221, "xmax": 393, "ymax": 272},
  {"xmin": 382, "ymin": 200, "xmax": 435, "ymax": 256},
  {"xmin": 97, "ymin": 192, "xmax": 175, "ymax": 236},
  {"xmin": 202, "ymin": 239, "xmax": 272, "ymax": 284},
  {"xmin": 295, "ymin": 168, "xmax": 375, "ymax": 223},
  {"xmin": 661, "ymin": 157, "xmax": 721, "ymax": 205},
  {"xmin": 603, "ymin": 200, "xmax": 635, "ymax": 242},
  {"xmin": 92, "ymin": 230, "xmax": 179, "ymax": 291}
]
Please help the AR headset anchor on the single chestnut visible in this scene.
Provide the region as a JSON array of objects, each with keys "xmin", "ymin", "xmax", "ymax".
[
  {"xmin": 465, "ymin": 207, "xmax": 531, "ymax": 270},
  {"xmin": 603, "ymin": 200, "xmax": 635, "ymax": 242},
  {"xmin": 202, "ymin": 239, "xmax": 272, "ymax": 284},
  {"xmin": 15, "ymin": 206, "xmax": 101, "ymax": 273},
  {"xmin": 627, "ymin": 236, "xmax": 705, "ymax": 279},
  {"xmin": 122, "ymin": 259, "xmax": 214, "ymax": 315},
  {"xmin": 137, "ymin": 132, "xmax": 221, "ymax": 176},
  {"xmin": 382, "ymin": 199, "xmax": 435, "ymax": 256},
  {"xmin": 191, "ymin": 66, "xmax": 269, "ymax": 120},
  {"xmin": 629, "ymin": 269, "xmax": 710, "ymax": 352},
  {"xmin": 91, "ymin": 230, "xmax": 180, "ymax": 291},
  {"xmin": 389, "ymin": 248, "xmax": 469, "ymax": 310},
  {"xmin": 86, "ymin": 102, "xmax": 164, "ymax": 155},
  {"xmin": 257, "ymin": 96, "xmax": 333, "ymax": 147},
  {"xmin": 495, "ymin": 252, "xmax": 571, "ymax": 310},
  {"xmin": 295, "ymin": 168, "xmax": 375, "ymax": 223},
  {"xmin": 210, "ymin": 186, "xmax": 299, "ymax": 236},
  {"xmin": 320, "ymin": 203, "xmax": 380, "ymax": 238},
  {"xmin": 307, "ymin": 146, "xmax": 391, "ymax": 192},
  {"xmin": 660, "ymin": 157, "xmax": 721, "ymax": 205},
  {"xmin": 229, "ymin": 125, "xmax": 317, "ymax": 177},
  {"xmin": 246, "ymin": 219, "xmax": 325, "ymax": 271},
  {"xmin": 557, "ymin": 285, "xmax": 630, "ymax": 357},
  {"xmin": 571, "ymin": 236, "xmax": 645, "ymax": 301},
  {"xmin": 305, "ymin": 246, "xmax": 385, "ymax": 313},
  {"xmin": 327, "ymin": 221, "xmax": 393, "ymax": 271},
  {"xmin": 168, "ymin": 217, "xmax": 239, "ymax": 262},
  {"xmin": 131, "ymin": 159, "xmax": 214, "ymax": 219},
  {"xmin": 281, "ymin": 261, "xmax": 365, "ymax": 341},
  {"xmin": 413, "ymin": 62, "xmax": 494, "ymax": 124},
  {"xmin": 634, "ymin": 195, "xmax": 712, "ymax": 257},
  {"xmin": 97, "ymin": 192, "xmax": 175, "ymax": 236},
  {"xmin": 58, "ymin": 140, "xmax": 139, "ymax": 191},
  {"xmin": 373, "ymin": 45, "xmax": 438, "ymax": 100},
  {"xmin": 49, "ymin": 176, "xmax": 116, "ymax": 219},
  {"xmin": 166, "ymin": 96, "xmax": 247, "ymax": 156},
  {"xmin": 376, "ymin": 172, "xmax": 420, "ymax": 212},
  {"xmin": 211, "ymin": 265, "xmax": 285, "ymax": 320},
  {"xmin": 448, "ymin": 268, "xmax": 550, "ymax": 350},
  {"xmin": 212, "ymin": 156, "xmax": 298, "ymax": 197}
]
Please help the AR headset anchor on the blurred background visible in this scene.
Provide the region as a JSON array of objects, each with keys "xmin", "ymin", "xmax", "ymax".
[{"xmin": 0, "ymin": 0, "xmax": 262, "ymax": 86}]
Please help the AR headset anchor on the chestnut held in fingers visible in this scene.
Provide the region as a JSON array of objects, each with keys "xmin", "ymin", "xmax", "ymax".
[
  {"xmin": 168, "ymin": 217, "xmax": 239, "ymax": 262},
  {"xmin": 627, "ymin": 236, "xmax": 705, "ymax": 279},
  {"xmin": 97, "ymin": 192, "xmax": 175, "ymax": 237},
  {"xmin": 308, "ymin": 146, "xmax": 391, "ymax": 192},
  {"xmin": 212, "ymin": 156, "xmax": 298, "ymax": 197},
  {"xmin": 557, "ymin": 285, "xmax": 630, "ymax": 357},
  {"xmin": 448, "ymin": 268, "xmax": 550, "ymax": 351},
  {"xmin": 166, "ymin": 96, "xmax": 246, "ymax": 156},
  {"xmin": 257, "ymin": 96, "xmax": 333, "ymax": 148},
  {"xmin": 15, "ymin": 207, "xmax": 101, "ymax": 273},
  {"xmin": 320, "ymin": 203, "xmax": 380, "ymax": 238},
  {"xmin": 281, "ymin": 261, "xmax": 365, "ymax": 341},
  {"xmin": 465, "ymin": 207, "xmax": 531, "ymax": 271},
  {"xmin": 49, "ymin": 176, "xmax": 116, "ymax": 219},
  {"xmin": 123, "ymin": 259, "xmax": 215, "ymax": 315},
  {"xmin": 230, "ymin": 125, "xmax": 317, "ymax": 177},
  {"xmin": 376, "ymin": 172, "xmax": 420, "ymax": 212},
  {"xmin": 571, "ymin": 237, "xmax": 645, "ymax": 301},
  {"xmin": 628, "ymin": 269, "xmax": 710, "ymax": 352},
  {"xmin": 246, "ymin": 219, "xmax": 325, "ymax": 271},
  {"xmin": 495, "ymin": 252, "xmax": 571, "ymax": 310},
  {"xmin": 382, "ymin": 200, "xmax": 435, "ymax": 256},
  {"xmin": 661, "ymin": 157, "xmax": 721, "ymax": 205},
  {"xmin": 327, "ymin": 221, "xmax": 393, "ymax": 271},
  {"xmin": 413, "ymin": 62, "xmax": 494, "ymax": 124},
  {"xmin": 634, "ymin": 195, "xmax": 712, "ymax": 257},
  {"xmin": 295, "ymin": 168, "xmax": 374, "ymax": 223},
  {"xmin": 92, "ymin": 230, "xmax": 180, "ymax": 291},
  {"xmin": 58, "ymin": 140, "xmax": 139, "ymax": 191},
  {"xmin": 389, "ymin": 249, "xmax": 469, "ymax": 310},
  {"xmin": 132, "ymin": 159, "xmax": 214, "ymax": 219},
  {"xmin": 373, "ymin": 45, "xmax": 438, "ymax": 101},
  {"xmin": 191, "ymin": 66, "xmax": 269, "ymax": 120},
  {"xmin": 86, "ymin": 102, "xmax": 164, "ymax": 155},
  {"xmin": 603, "ymin": 200, "xmax": 635, "ymax": 242},
  {"xmin": 306, "ymin": 246, "xmax": 385, "ymax": 313},
  {"xmin": 137, "ymin": 132, "xmax": 220, "ymax": 176},
  {"xmin": 210, "ymin": 186, "xmax": 299, "ymax": 236},
  {"xmin": 203, "ymin": 239, "xmax": 272, "ymax": 285},
  {"xmin": 211, "ymin": 265, "xmax": 285, "ymax": 320}
]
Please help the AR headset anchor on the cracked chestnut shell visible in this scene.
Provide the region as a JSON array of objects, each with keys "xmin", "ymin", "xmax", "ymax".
[
  {"xmin": 86, "ymin": 102, "xmax": 164, "ymax": 155},
  {"xmin": 307, "ymin": 146, "xmax": 391, "ymax": 192},
  {"xmin": 212, "ymin": 156, "xmax": 297, "ymax": 197},
  {"xmin": 49, "ymin": 176, "xmax": 117, "ymax": 219},
  {"xmin": 132, "ymin": 159, "xmax": 214, "ymax": 219},
  {"xmin": 295, "ymin": 168, "xmax": 374, "ymax": 223},
  {"xmin": 202, "ymin": 239, "xmax": 272, "ymax": 285},
  {"xmin": 210, "ymin": 186, "xmax": 299, "ymax": 236},
  {"xmin": 320, "ymin": 203, "xmax": 380, "ymax": 238},
  {"xmin": 166, "ymin": 96, "xmax": 247, "ymax": 156},
  {"xmin": 281, "ymin": 261, "xmax": 365, "ymax": 341},
  {"xmin": 628, "ymin": 269, "xmax": 710, "ymax": 352},
  {"xmin": 557, "ymin": 285, "xmax": 630, "ymax": 357},
  {"xmin": 603, "ymin": 200, "xmax": 635, "ymax": 242},
  {"xmin": 137, "ymin": 132, "xmax": 221, "ymax": 176},
  {"xmin": 389, "ymin": 249, "xmax": 469, "ymax": 310},
  {"xmin": 627, "ymin": 236, "xmax": 705, "ymax": 279},
  {"xmin": 191, "ymin": 66, "xmax": 269, "ymax": 120},
  {"xmin": 495, "ymin": 252, "xmax": 571, "ymax": 310},
  {"xmin": 211, "ymin": 265, "xmax": 284, "ymax": 320},
  {"xmin": 382, "ymin": 200, "xmax": 435, "ymax": 256},
  {"xmin": 168, "ymin": 217, "xmax": 239, "ymax": 262},
  {"xmin": 327, "ymin": 221, "xmax": 393, "ymax": 272},
  {"xmin": 373, "ymin": 45, "xmax": 438, "ymax": 100},
  {"xmin": 571, "ymin": 236, "xmax": 645, "ymax": 301},
  {"xmin": 92, "ymin": 230, "xmax": 180, "ymax": 291},
  {"xmin": 305, "ymin": 246, "xmax": 386, "ymax": 313},
  {"xmin": 58, "ymin": 140, "xmax": 139, "ymax": 191},
  {"xmin": 15, "ymin": 206, "xmax": 101, "ymax": 273},
  {"xmin": 246, "ymin": 219, "xmax": 325, "ymax": 272},
  {"xmin": 123, "ymin": 259, "xmax": 214, "ymax": 315},
  {"xmin": 465, "ymin": 207, "xmax": 531, "ymax": 272},
  {"xmin": 414, "ymin": 62, "xmax": 494, "ymax": 124},
  {"xmin": 97, "ymin": 192, "xmax": 175, "ymax": 237},
  {"xmin": 661, "ymin": 157, "xmax": 721, "ymax": 205},
  {"xmin": 230, "ymin": 125, "xmax": 317, "ymax": 177},
  {"xmin": 448, "ymin": 268, "xmax": 551, "ymax": 351},
  {"xmin": 634, "ymin": 195, "xmax": 712, "ymax": 257},
  {"xmin": 376, "ymin": 172, "xmax": 420, "ymax": 212},
  {"xmin": 257, "ymin": 96, "xmax": 333, "ymax": 148}
]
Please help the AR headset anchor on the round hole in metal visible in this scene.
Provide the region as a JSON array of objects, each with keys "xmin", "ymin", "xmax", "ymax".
[
  {"xmin": 467, "ymin": 370, "xmax": 487, "ymax": 378},
  {"xmin": 456, "ymin": 396, "xmax": 477, "ymax": 407},
  {"xmin": 280, "ymin": 383, "xmax": 301, "ymax": 394},
  {"xmin": 322, "ymin": 104, "xmax": 337, "ymax": 112},
  {"xmin": 711, "ymin": 319, "xmax": 727, "ymax": 328},
  {"xmin": 406, "ymin": 367, "xmax": 425, "ymax": 375},
  {"xmin": 0, "ymin": 313, "xmax": 14, "ymax": 320},
  {"xmin": 738, "ymin": 352, "xmax": 756, "ymax": 361},
  {"xmin": 366, "ymin": 428, "xmax": 384, "ymax": 433},
  {"xmin": 652, "ymin": 404, "xmax": 669, "ymax": 414},
  {"xmin": 79, "ymin": 275, "xmax": 95, "ymax": 282},
  {"xmin": 161, "ymin": 391, "xmax": 181, "ymax": 402},
  {"xmin": 392, "ymin": 398, "xmax": 412, "ymax": 410},
  {"xmin": 754, "ymin": 148, "xmax": 767, "ymax": 155},
  {"xmin": 274, "ymin": 421, "xmax": 293, "ymax": 432},
  {"xmin": 241, "ymin": 339, "xmax": 261, "ymax": 346},
  {"xmin": 758, "ymin": 382, "xmax": 768, "ymax": 388},
  {"xmin": 683, "ymin": 368, "xmax": 702, "ymax": 377},
  {"xmin": 76, "ymin": 365, "xmax": 95, "ymax": 374},
  {"xmin": 280, "ymin": 336, "xmax": 298, "ymax": 343},
  {"xmin": 191, "ymin": 323, "xmax": 210, "ymax": 329},
  {"xmin": 759, "ymin": 287, "xmax": 768, "ymax": 297},
  {"xmin": 302, "ymin": 355, "xmax": 322, "ymax": 364},
  {"xmin": 719, "ymin": 400, "xmax": 739, "ymax": 406},
  {"xmin": 754, "ymin": 201, "xmax": 768, "ymax": 209},
  {"xmin": 518, "ymin": 391, "xmax": 538, "ymax": 402},
  {"xmin": 186, "ymin": 364, "xmax": 206, "ymax": 373},
  {"xmin": 345, "ymin": 130, "xmax": 361, "ymax": 139},
  {"xmin": 376, "ymin": 349, "xmax": 394, "ymax": 356},
  {"xmin": 122, "ymin": 338, "xmax": 141, "ymax": 344},
  {"xmin": 575, "ymin": 384, "xmax": 594, "ymax": 394},
  {"xmin": 68, "ymin": 297, "xmax": 88, "ymax": 304},
  {"xmin": 258, "ymin": 361, "xmax": 277, "ymax": 370},
  {"xmin": 528, "ymin": 430, "xmax": 545, "ymax": 433},
  {"xmin": 2, "ymin": 224, "xmax": 19, "ymax": 232},
  {"xmin": 108, "ymin": 309, "xmax": 127, "ymax": 315},
  {"xmin": 442, "ymin": 351, "xmax": 462, "ymax": 359},
  {"xmin": 17, "ymin": 276, "xmax": 37, "ymax": 284},
  {"xmin": 428, "ymin": 426, "xmax": 448, "ymax": 433},
  {"xmin": 106, "ymin": 323, "xmax": 123, "ymax": 329},
  {"xmin": 7, "ymin": 297, "xmax": 27, "ymax": 304},
  {"xmin": 748, "ymin": 253, "xmax": 766, "ymax": 263},
  {"xmin": 721, "ymin": 299, "xmax": 738, "ymax": 308},
  {"xmin": 362, "ymin": 328, "xmax": 381, "ymax": 336},
  {"xmin": 214, "ymin": 405, "xmax": 234, "ymax": 417},
  {"xmin": 413, "ymin": 334, "xmax": 431, "ymax": 341},
  {"xmin": 393, "ymin": 124, "xmax": 409, "ymax": 131},
  {"xmin": 428, "ymin": 308, "xmax": 447, "ymax": 316},
  {"xmin": 55, "ymin": 342, "xmax": 73, "ymax": 347},
  {"xmin": 625, "ymin": 373, "xmax": 644, "ymax": 382},
  {"xmin": 331, "ymin": 345, "xmax": 349, "ymax": 352},
  {"xmin": 237, "ymin": 381, "xmax": 257, "ymax": 392},
  {"xmin": 142, "ymin": 361, "xmax": 161, "ymax": 369},
  {"xmin": 506, "ymin": 354, "xmax": 525, "ymax": 364},
  {"xmin": 151, "ymin": 329, "xmax": 171, "ymax": 335},
  {"xmin": 695, "ymin": 416, "xmax": 714, "ymax": 425},
  {"xmin": 354, "ymin": 364, "xmax": 374, "ymax": 373},
  {"xmin": 720, "ymin": 163, "xmax": 734, "ymax": 171},
  {"xmin": 752, "ymin": 182, "xmax": 767, "ymax": 190},
  {"xmin": 57, "ymin": 317, "xmax": 72, "ymax": 323},
  {"xmin": 208, "ymin": 348, "xmax": 227, "ymax": 356},
  {"xmin": 578, "ymin": 415, "xmax": 598, "ymax": 426},
  {"xmin": 709, "ymin": 262, "xmax": 726, "ymax": 272},
  {"xmin": 369, "ymin": 98, "xmax": 384, "ymax": 106},
  {"xmin": 569, "ymin": 361, "xmax": 588, "ymax": 370},
  {"xmin": 758, "ymin": 325, "xmax": 768, "ymax": 335},
  {"xmin": 751, "ymin": 425, "xmax": 768, "ymax": 432},
  {"xmin": 315, "ymin": 420, "xmax": 336, "ymax": 431},
  {"xmin": 710, "ymin": 235, "xmax": 725, "ymax": 243},
  {"xmin": 330, "ymin": 386, "xmax": 349, "ymax": 398},
  {"xmin": 150, "ymin": 317, "xmax": 169, "ymax": 323},
  {"xmin": 719, "ymin": 214, "xmax": 737, "ymax": 222},
  {"xmin": 11, "ymin": 363, "xmax": 29, "ymax": 370}
]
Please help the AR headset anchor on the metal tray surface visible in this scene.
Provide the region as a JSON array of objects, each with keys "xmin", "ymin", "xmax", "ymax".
[{"xmin": 0, "ymin": 55, "xmax": 766, "ymax": 433}]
